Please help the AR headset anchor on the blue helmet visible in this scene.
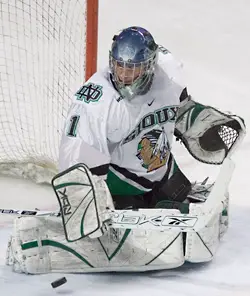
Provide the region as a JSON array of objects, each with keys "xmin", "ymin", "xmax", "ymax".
[{"xmin": 109, "ymin": 26, "xmax": 158, "ymax": 100}]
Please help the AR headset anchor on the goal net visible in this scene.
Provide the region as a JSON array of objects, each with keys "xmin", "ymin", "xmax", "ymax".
[{"xmin": 0, "ymin": 0, "xmax": 98, "ymax": 182}]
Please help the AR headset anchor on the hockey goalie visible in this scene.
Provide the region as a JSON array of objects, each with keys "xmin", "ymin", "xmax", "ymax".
[{"xmin": 6, "ymin": 26, "xmax": 246, "ymax": 274}]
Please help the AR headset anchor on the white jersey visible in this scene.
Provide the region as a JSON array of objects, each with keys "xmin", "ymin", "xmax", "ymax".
[{"xmin": 59, "ymin": 50, "xmax": 186, "ymax": 195}]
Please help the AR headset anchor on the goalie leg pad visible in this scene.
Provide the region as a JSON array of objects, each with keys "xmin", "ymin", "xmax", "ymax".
[
  {"xmin": 6, "ymin": 216, "xmax": 185, "ymax": 274},
  {"xmin": 185, "ymin": 209, "xmax": 220, "ymax": 262},
  {"xmin": 185, "ymin": 190, "xmax": 229, "ymax": 262}
]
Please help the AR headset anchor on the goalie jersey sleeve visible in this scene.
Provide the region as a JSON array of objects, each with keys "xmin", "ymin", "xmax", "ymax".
[{"xmin": 59, "ymin": 71, "xmax": 130, "ymax": 177}]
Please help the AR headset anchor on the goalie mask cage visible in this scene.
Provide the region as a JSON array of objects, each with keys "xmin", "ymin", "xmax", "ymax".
[{"xmin": 0, "ymin": 0, "xmax": 98, "ymax": 181}]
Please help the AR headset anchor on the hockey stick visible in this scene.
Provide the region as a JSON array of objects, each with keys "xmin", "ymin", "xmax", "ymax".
[
  {"xmin": 0, "ymin": 208, "xmax": 60, "ymax": 217},
  {"xmin": 188, "ymin": 157, "xmax": 234, "ymax": 231},
  {"xmin": 0, "ymin": 207, "xmax": 198, "ymax": 232},
  {"xmin": 0, "ymin": 206, "xmax": 223, "ymax": 233}
]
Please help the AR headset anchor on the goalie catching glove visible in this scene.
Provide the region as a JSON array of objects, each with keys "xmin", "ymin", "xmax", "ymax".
[
  {"xmin": 51, "ymin": 163, "xmax": 114, "ymax": 241},
  {"xmin": 175, "ymin": 97, "xmax": 246, "ymax": 164}
]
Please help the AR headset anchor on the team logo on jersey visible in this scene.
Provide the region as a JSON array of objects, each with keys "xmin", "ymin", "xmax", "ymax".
[
  {"xmin": 123, "ymin": 106, "xmax": 178, "ymax": 145},
  {"xmin": 136, "ymin": 128, "xmax": 170, "ymax": 172},
  {"xmin": 75, "ymin": 83, "xmax": 103, "ymax": 103}
]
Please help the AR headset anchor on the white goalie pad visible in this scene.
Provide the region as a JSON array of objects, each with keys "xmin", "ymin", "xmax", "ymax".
[
  {"xmin": 5, "ymin": 198, "xmax": 227, "ymax": 274},
  {"xmin": 6, "ymin": 215, "xmax": 185, "ymax": 274},
  {"xmin": 52, "ymin": 163, "xmax": 114, "ymax": 241},
  {"xmin": 185, "ymin": 191, "xmax": 229, "ymax": 262},
  {"xmin": 5, "ymin": 196, "xmax": 229, "ymax": 274},
  {"xmin": 6, "ymin": 158, "xmax": 232, "ymax": 274}
]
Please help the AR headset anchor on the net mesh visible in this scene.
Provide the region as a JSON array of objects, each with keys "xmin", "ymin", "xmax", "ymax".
[{"xmin": 0, "ymin": 0, "xmax": 87, "ymax": 181}]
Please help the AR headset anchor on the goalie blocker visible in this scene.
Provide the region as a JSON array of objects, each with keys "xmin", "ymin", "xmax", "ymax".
[
  {"xmin": 51, "ymin": 163, "xmax": 114, "ymax": 241},
  {"xmin": 6, "ymin": 161, "xmax": 231, "ymax": 274}
]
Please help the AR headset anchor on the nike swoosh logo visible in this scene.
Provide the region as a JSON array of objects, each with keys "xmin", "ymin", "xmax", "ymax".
[{"xmin": 148, "ymin": 99, "xmax": 155, "ymax": 106}]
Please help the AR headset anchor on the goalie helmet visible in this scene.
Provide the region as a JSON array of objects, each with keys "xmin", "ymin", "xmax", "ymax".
[{"xmin": 109, "ymin": 26, "xmax": 158, "ymax": 100}]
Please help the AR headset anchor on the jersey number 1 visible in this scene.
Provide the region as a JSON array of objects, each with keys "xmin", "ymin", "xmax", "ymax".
[{"xmin": 67, "ymin": 115, "xmax": 80, "ymax": 137}]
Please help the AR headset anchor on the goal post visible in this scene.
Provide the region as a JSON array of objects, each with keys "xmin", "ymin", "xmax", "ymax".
[
  {"xmin": 0, "ymin": 0, "xmax": 99, "ymax": 182},
  {"xmin": 86, "ymin": 0, "xmax": 99, "ymax": 80}
]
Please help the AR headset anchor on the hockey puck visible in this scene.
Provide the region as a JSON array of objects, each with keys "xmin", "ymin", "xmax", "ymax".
[{"xmin": 51, "ymin": 277, "xmax": 67, "ymax": 288}]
